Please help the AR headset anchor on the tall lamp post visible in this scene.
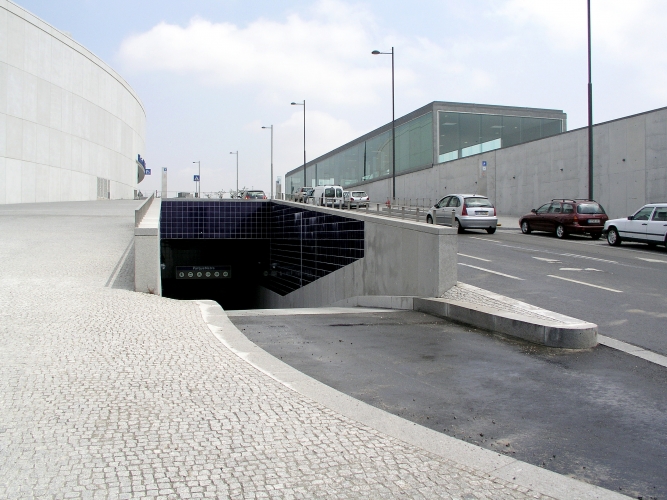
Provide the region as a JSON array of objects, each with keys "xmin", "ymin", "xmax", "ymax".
[
  {"xmin": 587, "ymin": 0, "xmax": 594, "ymax": 200},
  {"xmin": 291, "ymin": 101, "xmax": 306, "ymax": 191},
  {"xmin": 372, "ymin": 47, "xmax": 395, "ymax": 201},
  {"xmin": 193, "ymin": 161, "xmax": 200, "ymax": 197},
  {"xmin": 229, "ymin": 151, "xmax": 238, "ymax": 197},
  {"xmin": 262, "ymin": 125, "xmax": 274, "ymax": 199}
]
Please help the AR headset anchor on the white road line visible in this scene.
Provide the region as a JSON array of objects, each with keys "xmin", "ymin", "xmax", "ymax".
[
  {"xmin": 637, "ymin": 257, "xmax": 667, "ymax": 264},
  {"xmin": 469, "ymin": 236, "xmax": 500, "ymax": 243},
  {"xmin": 559, "ymin": 253, "xmax": 617, "ymax": 264},
  {"xmin": 532, "ymin": 257, "xmax": 561, "ymax": 263},
  {"xmin": 457, "ymin": 253, "xmax": 492, "ymax": 262},
  {"xmin": 547, "ymin": 275, "xmax": 623, "ymax": 293},
  {"xmin": 558, "ymin": 268, "xmax": 603, "ymax": 272},
  {"xmin": 598, "ymin": 335, "xmax": 667, "ymax": 368},
  {"xmin": 458, "ymin": 263, "xmax": 524, "ymax": 280}
]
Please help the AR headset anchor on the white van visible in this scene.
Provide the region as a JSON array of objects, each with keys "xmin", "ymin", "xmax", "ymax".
[{"xmin": 312, "ymin": 185, "xmax": 344, "ymax": 207}]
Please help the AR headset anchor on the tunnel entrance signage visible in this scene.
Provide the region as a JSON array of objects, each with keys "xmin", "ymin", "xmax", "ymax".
[
  {"xmin": 176, "ymin": 265, "xmax": 231, "ymax": 279},
  {"xmin": 194, "ymin": 175, "xmax": 200, "ymax": 182},
  {"xmin": 145, "ymin": 169, "xmax": 151, "ymax": 175}
]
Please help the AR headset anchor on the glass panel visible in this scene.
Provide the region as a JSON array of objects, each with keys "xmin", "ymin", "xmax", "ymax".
[
  {"xmin": 306, "ymin": 164, "xmax": 317, "ymax": 188},
  {"xmin": 502, "ymin": 116, "xmax": 522, "ymax": 147},
  {"xmin": 548, "ymin": 202, "xmax": 562, "ymax": 213},
  {"xmin": 464, "ymin": 197, "xmax": 492, "ymax": 207},
  {"xmin": 459, "ymin": 113, "xmax": 481, "ymax": 154},
  {"xmin": 541, "ymin": 118, "xmax": 562, "ymax": 137},
  {"xmin": 365, "ymin": 129, "xmax": 393, "ymax": 180},
  {"xmin": 481, "ymin": 114, "xmax": 503, "ymax": 144},
  {"xmin": 438, "ymin": 112, "xmax": 459, "ymax": 162},
  {"xmin": 577, "ymin": 203, "xmax": 605, "ymax": 214},
  {"xmin": 633, "ymin": 207, "xmax": 654, "ymax": 220},
  {"xmin": 395, "ymin": 112, "xmax": 433, "ymax": 173},
  {"xmin": 521, "ymin": 117, "xmax": 542, "ymax": 143}
]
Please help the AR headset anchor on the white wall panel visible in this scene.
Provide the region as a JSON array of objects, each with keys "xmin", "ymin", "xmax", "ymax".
[{"xmin": 0, "ymin": 1, "xmax": 146, "ymax": 204}]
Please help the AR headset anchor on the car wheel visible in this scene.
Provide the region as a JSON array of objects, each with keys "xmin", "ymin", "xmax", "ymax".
[
  {"xmin": 521, "ymin": 221, "xmax": 531, "ymax": 234},
  {"xmin": 486, "ymin": 227, "xmax": 496, "ymax": 234},
  {"xmin": 607, "ymin": 227, "xmax": 621, "ymax": 246},
  {"xmin": 426, "ymin": 215, "xmax": 433, "ymax": 224},
  {"xmin": 591, "ymin": 233, "xmax": 601, "ymax": 240},
  {"xmin": 455, "ymin": 219, "xmax": 464, "ymax": 234},
  {"xmin": 555, "ymin": 224, "xmax": 566, "ymax": 239}
]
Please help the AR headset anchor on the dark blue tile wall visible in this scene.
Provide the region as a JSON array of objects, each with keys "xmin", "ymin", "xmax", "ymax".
[{"xmin": 160, "ymin": 200, "xmax": 364, "ymax": 295}]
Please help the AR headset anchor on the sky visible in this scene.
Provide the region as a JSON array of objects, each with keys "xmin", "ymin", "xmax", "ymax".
[{"xmin": 15, "ymin": 0, "xmax": 667, "ymax": 197}]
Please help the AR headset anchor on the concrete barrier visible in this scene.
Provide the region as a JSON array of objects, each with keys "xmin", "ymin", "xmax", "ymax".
[
  {"xmin": 134, "ymin": 197, "xmax": 161, "ymax": 295},
  {"xmin": 413, "ymin": 287, "xmax": 597, "ymax": 349},
  {"xmin": 258, "ymin": 202, "xmax": 458, "ymax": 308}
]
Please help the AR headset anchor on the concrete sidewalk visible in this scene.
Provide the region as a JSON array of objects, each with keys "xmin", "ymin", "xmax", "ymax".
[{"xmin": 0, "ymin": 201, "xmax": 625, "ymax": 499}]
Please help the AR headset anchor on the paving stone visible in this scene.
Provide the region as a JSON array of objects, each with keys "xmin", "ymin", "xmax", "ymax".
[{"xmin": 0, "ymin": 201, "xmax": 554, "ymax": 499}]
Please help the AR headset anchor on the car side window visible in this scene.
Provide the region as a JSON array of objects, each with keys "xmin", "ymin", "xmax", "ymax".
[
  {"xmin": 448, "ymin": 197, "xmax": 461, "ymax": 208},
  {"xmin": 536, "ymin": 203, "xmax": 550, "ymax": 214},
  {"xmin": 634, "ymin": 207, "xmax": 654, "ymax": 221},
  {"xmin": 547, "ymin": 202, "xmax": 562, "ymax": 214},
  {"xmin": 562, "ymin": 203, "xmax": 574, "ymax": 214},
  {"xmin": 651, "ymin": 209, "xmax": 667, "ymax": 221},
  {"xmin": 437, "ymin": 196, "xmax": 450, "ymax": 208}
]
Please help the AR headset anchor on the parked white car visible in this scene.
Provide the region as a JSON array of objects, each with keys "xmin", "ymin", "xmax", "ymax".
[
  {"xmin": 343, "ymin": 190, "xmax": 369, "ymax": 208},
  {"xmin": 604, "ymin": 203, "xmax": 667, "ymax": 248},
  {"xmin": 312, "ymin": 185, "xmax": 344, "ymax": 208},
  {"xmin": 426, "ymin": 194, "xmax": 497, "ymax": 234}
]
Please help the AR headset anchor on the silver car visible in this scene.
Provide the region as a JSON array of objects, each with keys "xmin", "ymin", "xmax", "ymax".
[
  {"xmin": 604, "ymin": 203, "xmax": 667, "ymax": 248},
  {"xmin": 426, "ymin": 194, "xmax": 497, "ymax": 234}
]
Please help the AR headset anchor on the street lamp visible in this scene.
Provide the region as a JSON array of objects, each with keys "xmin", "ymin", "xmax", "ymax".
[
  {"xmin": 372, "ymin": 47, "xmax": 395, "ymax": 201},
  {"xmin": 587, "ymin": 0, "xmax": 593, "ymax": 200},
  {"xmin": 291, "ymin": 101, "xmax": 306, "ymax": 191},
  {"xmin": 229, "ymin": 151, "xmax": 238, "ymax": 197},
  {"xmin": 193, "ymin": 161, "xmax": 200, "ymax": 197},
  {"xmin": 262, "ymin": 125, "xmax": 274, "ymax": 199}
]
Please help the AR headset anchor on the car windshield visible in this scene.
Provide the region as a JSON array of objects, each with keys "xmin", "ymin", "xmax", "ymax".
[
  {"xmin": 577, "ymin": 203, "xmax": 605, "ymax": 214},
  {"xmin": 464, "ymin": 197, "xmax": 492, "ymax": 208}
]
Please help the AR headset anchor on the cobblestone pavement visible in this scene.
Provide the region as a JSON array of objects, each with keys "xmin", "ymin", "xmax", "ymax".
[{"xmin": 0, "ymin": 201, "xmax": 556, "ymax": 499}]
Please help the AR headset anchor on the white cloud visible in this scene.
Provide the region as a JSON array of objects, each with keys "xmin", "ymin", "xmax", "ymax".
[{"xmin": 117, "ymin": 0, "xmax": 404, "ymax": 106}]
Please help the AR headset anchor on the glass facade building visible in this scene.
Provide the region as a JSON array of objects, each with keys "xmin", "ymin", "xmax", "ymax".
[{"xmin": 286, "ymin": 102, "xmax": 566, "ymax": 196}]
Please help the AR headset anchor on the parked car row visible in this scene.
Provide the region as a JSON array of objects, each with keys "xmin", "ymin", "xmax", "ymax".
[{"xmin": 293, "ymin": 185, "xmax": 369, "ymax": 209}]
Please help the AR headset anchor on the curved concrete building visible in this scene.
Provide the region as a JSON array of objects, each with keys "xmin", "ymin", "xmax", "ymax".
[{"xmin": 0, "ymin": 0, "xmax": 146, "ymax": 204}]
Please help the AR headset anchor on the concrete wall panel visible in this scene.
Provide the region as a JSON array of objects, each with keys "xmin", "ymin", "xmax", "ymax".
[
  {"xmin": 0, "ymin": 0, "xmax": 146, "ymax": 204},
  {"xmin": 355, "ymin": 107, "xmax": 667, "ymax": 219}
]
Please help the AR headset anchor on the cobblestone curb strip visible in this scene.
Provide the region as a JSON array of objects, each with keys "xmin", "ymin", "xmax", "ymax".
[{"xmin": 197, "ymin": 300, "xmax": 625, "ymax": 500}]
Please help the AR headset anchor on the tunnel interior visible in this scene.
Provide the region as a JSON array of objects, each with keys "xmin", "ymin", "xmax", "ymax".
[{"xmin": 159, "ymin": 200, "xmax": 365, "ymax": 310}]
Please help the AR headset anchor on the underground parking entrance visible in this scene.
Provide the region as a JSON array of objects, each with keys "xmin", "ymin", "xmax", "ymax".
[{"xmin": 159, "ymin": 199, "xmax": 365, "ymax": 310}]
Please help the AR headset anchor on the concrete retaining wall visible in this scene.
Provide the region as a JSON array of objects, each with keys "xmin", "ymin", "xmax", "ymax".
[
  {"xmin": 258, "ymin": 203, "xmax": 458, "ymax": 308},
  {"xmin": 359, "ymin": 107, "xmax": 667, "ymax": 219},
  {"xmin": 134, "ymin": 197, "xmax": 161, "ymax": 295}
]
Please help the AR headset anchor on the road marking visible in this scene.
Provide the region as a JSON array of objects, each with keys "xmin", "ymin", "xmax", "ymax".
[
  {"xmin": 558, "ymin": 268, "xmax": 603, "ymax": 272},
  {"xmin": 532, "ymin": 257, "xmax": 561, "ymax": 263},
  {"xmin": 458, "ymin": 263, "xmax": 524, "ymax": 280},
  {"xmin": 637, "ymin": 257, "xmax": 667, "ymax": 264},
  {"xmin": 457, "ymin": 253, "xmax": 492, "ymax": 262},
  {"xmin": 598, "ymin": 335, "xmax": 667, "ymax": 368},
  {"xmin": 547, "ymin": 275, "xmax": 622, "ymax": 293},
  {"xmin": 469, "ymin": 236, "xmax": 500, "ymax": 243},
  {"xmin": 558, "ymin": 253, "xmax": 617, "ymax": 264}
]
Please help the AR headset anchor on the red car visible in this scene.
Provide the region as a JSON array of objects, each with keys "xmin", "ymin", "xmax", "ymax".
[{"xmin": 519, "ymin": 199, "xmax": 608, "ymax": 239}]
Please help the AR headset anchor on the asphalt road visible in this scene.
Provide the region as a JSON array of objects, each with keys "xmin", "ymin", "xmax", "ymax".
[
  {"xmin": 231, "ymin": 310, "xmax": 667, "ymax": 500},
  {"xmin": 457, "ymin": 227, "xmax": 667, "ymax": 356}
]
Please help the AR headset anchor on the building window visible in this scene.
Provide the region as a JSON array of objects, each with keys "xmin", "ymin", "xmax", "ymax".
[
  {"xmin": 437, "ymin": 111, "xmax": 562, "ymax": 163},
  {"xmin": 97, "ymin": 177, "xmax": 110, "ymax": 199}
]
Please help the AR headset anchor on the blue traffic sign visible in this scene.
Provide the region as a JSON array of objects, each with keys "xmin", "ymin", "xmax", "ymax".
[
  {"xmin": 482, "ymin": 161, "xmax": 487, "ymax": 166},
  {"xmin": 145, "ymin": 168, "xmax": 151, "ymax": 175},
  {"xmin": 194, "ymin": 175, "xmax": 200, "ymax": 182}
]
